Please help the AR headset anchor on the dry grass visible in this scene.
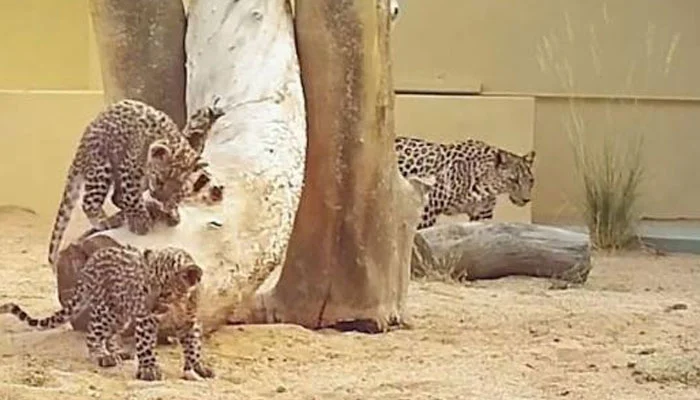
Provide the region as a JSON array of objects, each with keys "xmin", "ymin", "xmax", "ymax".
[
  {"xmin": 569, "ymin": 123, "xmax": 645, "ymax": 250},
  {"xmin": 410, "ymin": 234, "xmax": 469, "ymax": 283}
]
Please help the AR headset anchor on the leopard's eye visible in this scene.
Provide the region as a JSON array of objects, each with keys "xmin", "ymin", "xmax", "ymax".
[{"xmin": 193, "ymin": 174, "xmax": 210, "ymax": 192}]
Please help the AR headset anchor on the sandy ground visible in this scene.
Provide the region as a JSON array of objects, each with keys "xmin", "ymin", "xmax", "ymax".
[{"xmin": 0, "ymin": 208, "xmax": 699, "ymax": 400}]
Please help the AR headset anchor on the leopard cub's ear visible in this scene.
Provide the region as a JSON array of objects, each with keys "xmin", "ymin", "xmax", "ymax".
[
  {"xmin": 142, "ymin": 249, "xmax": 155, "ymax": 265},
  {"xmin": 495, "ymin": 151, "xmax": 511, "ymax": 167},
  {"xmin": 522, "ymin": 151, "xmax": 536, "ymax": 165}
]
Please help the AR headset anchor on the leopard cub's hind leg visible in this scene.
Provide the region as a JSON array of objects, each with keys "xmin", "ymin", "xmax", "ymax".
[
  {"xmin": 82, "ymin": 162, "xmax": 112, "ymax": 229},
  {"xmin": 134, "ymin": 313, "xmax": 162, "ymax": 381},
  {"xmin": 106, "ymin": 332, "xmax": 134, "ymax": 361},
  {"xmin": 86, "ymin": 302, "xmax": 121, "ymax": 368}
]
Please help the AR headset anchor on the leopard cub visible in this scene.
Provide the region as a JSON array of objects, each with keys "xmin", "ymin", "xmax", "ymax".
[
  {"xmin": 47, "ymin": 98, "xmax": 225, "ymax": 268},
  {"xmin": 1, "ymin": 246, "xmax": 213, "ymax": 381}
]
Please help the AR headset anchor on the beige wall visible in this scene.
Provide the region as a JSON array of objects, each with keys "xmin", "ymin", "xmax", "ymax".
[
  {"xmin": 393, "ymin": 0, "xmax": 698, "ymax": 99},
  {"xmin": 0, "ymin": 0, "xmax": 97, "ymax": 90},
  {"xmin": 0, "ymin": 0, "xmax": 104, "ymax": 225},
  {"xmin": 392, "ymin": 0, "xmax": 700, "ymax": 224},
  {"xmin": 0, "ymin": 91, "xmax": 104, "ymax": 219}
]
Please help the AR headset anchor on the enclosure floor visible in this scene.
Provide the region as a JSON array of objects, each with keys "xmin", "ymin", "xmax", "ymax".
[{"xmin": 0, "ymin": 209, "xmax": 699, "ymax": 400}]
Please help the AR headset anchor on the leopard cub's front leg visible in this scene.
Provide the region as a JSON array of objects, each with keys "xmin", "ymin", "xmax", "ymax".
[
  {"xmin": 179, "ymin": 321, "xmax": 214, "ymax": 381},
  {"xmin": 144, "ymin": 199, "xmax": 180, "ymax": 227},
  {"xmin": 160, "ymin": 202, "xmax": 181, "ymax": 227}
]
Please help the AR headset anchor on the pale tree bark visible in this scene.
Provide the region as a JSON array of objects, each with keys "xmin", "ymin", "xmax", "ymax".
[
  {"xmin": 235, "ymin": 0, "xmax": 427, "ymax": 332},
  {"xmin": 89, "ymin": 0, "xmax": 187, "ymax": 127},
  {"xmin": 412, "ymin": 222, "xmax": 592, "ymax": 285},
  {"xmin": 57, "ymin": 0, "xmax": 306, "ymax": 335}
]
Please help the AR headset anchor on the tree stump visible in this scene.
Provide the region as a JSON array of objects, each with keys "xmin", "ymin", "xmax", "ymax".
[
  {"xmin": 231, "ymin": 0, "xmax": 425, "ymax": 332},
  {"xmin": 89, "ymin": 0, "xmax": 187, "ymax": 127},
  {"xmin": 56, "ymin": 0, "xmax": 305, "ymax": 336}
]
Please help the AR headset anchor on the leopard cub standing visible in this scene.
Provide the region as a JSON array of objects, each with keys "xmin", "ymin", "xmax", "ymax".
[
  {"xmin": 47, "ymin": 98, "xmax": 225, "ymax": 268},
  {"xmin": 1, "ymin": 246, "xmax": 213, "ymax": 381}
]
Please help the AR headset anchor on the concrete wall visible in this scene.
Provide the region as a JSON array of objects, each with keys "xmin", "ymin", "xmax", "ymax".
[
  {"xmin": 392, "ymin": 0, "xmax": 700, "ymax": 224},
  {"xmin": 0, "ymin": 0, "xmax": 104, "ymax": 222},
  {"xmin": 0, "ymin": 0, "xmax": 697, "ymax": 227},
  {"xmin": 1, "ymin": 0, "xmax": 90, "ymax": 90},
  {"xmin": 0, "ymin": 91, "xmax": 105, "ymax": 217}
]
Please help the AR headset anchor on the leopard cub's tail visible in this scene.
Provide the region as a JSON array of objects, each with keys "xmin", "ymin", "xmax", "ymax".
[
  {"xmin": 48, "ymin": 164, "xmax": 83, "ymax": 269},
  {"xmin": 0, "ymin": 280, "xmax": 89, "ymax": 330}
]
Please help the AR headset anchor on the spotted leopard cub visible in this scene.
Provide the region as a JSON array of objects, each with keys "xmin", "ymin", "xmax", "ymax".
[
  {"xmin": 48, "ymin": 99, "xmax": 225, "ymax": 268},
  {"xmin": 395, "ymin": 136, "xmax": 535, "ymax": 229},
  {"xmin": 75, "ymin": 102, "xmax": 227, "ymax": 240},
  {"xmin": 1, "ymin": 246, "xmax": 212, "ymax": 381}
]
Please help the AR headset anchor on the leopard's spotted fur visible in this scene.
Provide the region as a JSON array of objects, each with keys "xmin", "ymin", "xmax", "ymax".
[
  {"xmin": 395, "ymin": 136, "xmax": 536, "ymax": 229},
  {"xmin": 47, "ymin": 99, "xmax": 224, "ymax": 268},
  {"xmin": 1, "ymin": 246, "xmax": 212, "ymax": 381}
]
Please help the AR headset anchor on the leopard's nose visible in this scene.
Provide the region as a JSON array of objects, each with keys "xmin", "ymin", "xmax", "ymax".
[{"xmin": 210, "ymin": 185, "xmax": 223, "ymax": 202}]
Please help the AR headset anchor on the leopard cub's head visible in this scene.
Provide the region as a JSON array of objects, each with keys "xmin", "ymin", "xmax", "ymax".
[
  {"xmin": 146, "ymin": 138, "xmax": 204, "ymax": 205},
  {"xmin": 144, "ymin": 247, "xmax": 203, "ymax": 305},
  {"xmin": 490, "ymin": 150, "xmax": 536, "ymax": 206}
]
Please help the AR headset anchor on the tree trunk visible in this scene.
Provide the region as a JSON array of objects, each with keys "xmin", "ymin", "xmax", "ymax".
[
  {"xmin": 235, "ymin": 0, "xmax": 427, "ymax": 333},
  {"xmin": 56, "ymin": 0, "xmax": 306, "ymax": 335},
  {"xmin": 89, "ymin": 0, "xmax": 187, "ymax": 127},
  {"xmin": 412, "ymin": 222, "xmax": 592, "ymax": 284}
]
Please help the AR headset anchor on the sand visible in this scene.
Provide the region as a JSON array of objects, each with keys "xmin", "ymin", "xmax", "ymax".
[{"xmin": 0, "ymin": 208, "xmax": 698, "ymax": 400}]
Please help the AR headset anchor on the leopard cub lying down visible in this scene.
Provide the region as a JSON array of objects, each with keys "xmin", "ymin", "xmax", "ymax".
[{"xmin": 1, "ymin": 246, "xmax": 212, "ymax": 381}]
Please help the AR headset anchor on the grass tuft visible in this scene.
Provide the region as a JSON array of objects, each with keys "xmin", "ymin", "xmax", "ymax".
[{"xmin": 569, "ymin": 119, "xmax": 644, "ymax": 250}]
